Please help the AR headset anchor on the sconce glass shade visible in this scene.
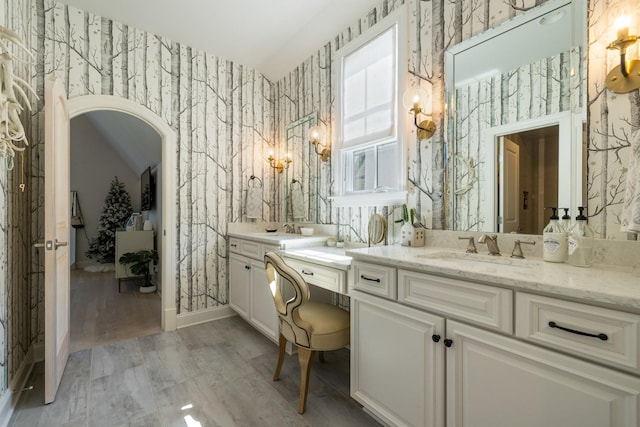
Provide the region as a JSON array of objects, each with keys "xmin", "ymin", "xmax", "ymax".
[
  {"xmin": 308, "ymin": 124, "xmax": 331, "ymax": 161},
  {"xmin": 308, "ymin": 125, "xmax": 325, "ymax": 144},
  {"xmin": 403, "ymin": 86, "xmax": 436, "ymax": 140},
  {"xmin": 605, "ymin": 15, "xmax": 640, "ymax": 93}
]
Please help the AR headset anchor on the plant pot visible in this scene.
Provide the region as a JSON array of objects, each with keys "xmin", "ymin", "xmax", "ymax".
[{"xmin": 139, "ymin": 284, "xmax": 156, "ymax": 294}]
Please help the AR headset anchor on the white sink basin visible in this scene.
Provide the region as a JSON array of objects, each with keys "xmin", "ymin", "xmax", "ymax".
[{"xmin": 417, "ymin": 251, "xmax": 541, "ymax": 271}]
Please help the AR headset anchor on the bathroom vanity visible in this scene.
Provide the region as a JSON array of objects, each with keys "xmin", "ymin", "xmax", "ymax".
[
  {"xmin": 227, "ymin": 230, "xmax": 328, "ymax": 343},
  {"xmin": 347, "ymin": 244, "xmax": 640, "ymax": 427}
]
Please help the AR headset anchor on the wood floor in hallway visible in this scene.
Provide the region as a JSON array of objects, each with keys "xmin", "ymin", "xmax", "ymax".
[{"xmin": 70, "ymin": 268, "xmax": 162, "ymax": 353}]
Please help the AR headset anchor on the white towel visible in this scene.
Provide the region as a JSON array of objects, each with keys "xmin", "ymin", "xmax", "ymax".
[
  {"xmin": 290, "ymin": 181, "xmax": 305, "ymax": 220},
  {"xmin": 621, "ymin": 130, "xmax": 640, "ymax": 234},
  {"xmin": 246, "ymin": 186, "xmax": 263, "ymax": 219}
]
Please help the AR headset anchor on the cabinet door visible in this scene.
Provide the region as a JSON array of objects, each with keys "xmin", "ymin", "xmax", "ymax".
[
  {"xmin": 351, "ymin": 290, "xmax": 445, "ymax": 427},
  {"xmin": 446, "ymin": 320, "xmax": 640, "ymax": 427},
  {"xmin": 229, "ymin": 253, "xmax": 250, "ymax": 319},
  {"xmin": 249, "ymin": 259, "xmax": 278, "ymax": 341}
]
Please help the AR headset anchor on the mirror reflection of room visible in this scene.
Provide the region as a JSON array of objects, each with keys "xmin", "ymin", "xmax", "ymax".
[{"xmin": 496, "ymin": 125, "xmax": 559, "ymax": 234}]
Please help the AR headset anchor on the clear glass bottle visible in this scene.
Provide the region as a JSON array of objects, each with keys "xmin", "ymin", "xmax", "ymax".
[
  {"xmin": 543, "ymin": 207, "xmax": 568, "ymax": 263},
  {"xmin": 568, "ymin": 206, "xmax": 594, "ymax": 267}
]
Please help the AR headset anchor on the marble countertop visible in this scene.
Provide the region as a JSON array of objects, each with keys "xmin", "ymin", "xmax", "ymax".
[
  {"xmin": 279, "ymin": 246, "xmax": 354, "ymax": 271},
  {"xmin": 228, "ymin": 231, "xmax": 329, "ymax": 249},
  {"xmin": 346, "ymin": 245, "xmax": 640, "ymax": 313}
]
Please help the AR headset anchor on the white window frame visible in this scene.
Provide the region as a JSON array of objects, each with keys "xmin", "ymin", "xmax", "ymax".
[{"xmin": 332, "ymin": 6, "xmax": 408, "ymax": 207}]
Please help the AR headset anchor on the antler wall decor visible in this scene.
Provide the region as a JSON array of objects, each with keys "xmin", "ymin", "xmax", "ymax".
[{"xmin": 0, "ymin": 25, "xmax": 37, "ymax": 170}]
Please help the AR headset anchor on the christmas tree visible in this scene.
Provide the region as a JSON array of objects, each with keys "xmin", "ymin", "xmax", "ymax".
[{"xmin": 86, "ymin": 177, "xmax": 133, "ymax": 263}]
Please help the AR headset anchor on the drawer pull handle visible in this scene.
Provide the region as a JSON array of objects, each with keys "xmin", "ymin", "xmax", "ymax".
[
  {"xmin": 245, "ymin": 265, "xmax": 251, "ymax": 270},
  {"xmin": 548, "ymin": 321, "xmax": 608, "ymax": 341},
  {"xmin": 360, "ymin": 275, "xmax": 381, "ymax": 283},
  {"xmin": 444, "ymin": 339, "xmax": 453, "ymax": 348},
  {"xmin": 301, "ymin": 270, "xmax": 314, "ymax": 276},
  {"xmin": 432, "ymin": 334, "xmax": 441, "ymax": 343},
  {"xmin": 230, "ymin": 244, "xmax": 238, "ymax": 248}
]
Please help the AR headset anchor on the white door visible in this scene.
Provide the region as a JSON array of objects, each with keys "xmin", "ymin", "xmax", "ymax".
[
  {"xmin": 228, "ymin": 253, "xmax": 250, "ymax": 319},
  {"xmin": 249, "ymin": 259, "xmax": 278, "ymax": 341},
  {"xmin": 43, "ymin": 76, "xmax": 70, "ymax": 404},
  {"xmin": 500, "ymin": 136, "xmax": 520, "ymax": 233},
  {"xmin": 351, "ymin": 290, "xmax": 445, "ymax": 427},
  {"xmin": 446, "ymin": 320, "xmax": 640, "ymax": 427}
]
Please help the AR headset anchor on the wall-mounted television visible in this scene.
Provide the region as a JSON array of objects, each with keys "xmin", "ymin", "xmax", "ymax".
[{"xmin": 141, "ymin": 166, "xmax": 154, "ymax": 211}]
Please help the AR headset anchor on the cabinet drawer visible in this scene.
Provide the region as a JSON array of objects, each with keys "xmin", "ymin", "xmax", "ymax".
[
  {"xmin": 228, "ymin": 238, "xmax": 241, "ymax": 254},
  {"xmin": 261, "ymin": 244, "xmax": 280, "ymax": 260},
  {"xmin": 352, "ymin": 262, "xmax": 396, "ymax": 300},
  {"xmin": 240, "ymin": 239, "xmax": 262, "ymax": 259},
  {"xmin": 516, "ymin": 293, "xmax": 640, "ymax": 373},
  {"xmin": 285, "ymin": 258, "xmax": 346, "ymax": 294},
  {"xmin": 398, "ymin": 270, "xmax": 513, "ymax": 334}
]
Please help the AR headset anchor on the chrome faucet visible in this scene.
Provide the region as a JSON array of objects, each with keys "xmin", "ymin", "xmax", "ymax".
[
  {"xmin": 511, "ymin": 240, "xmax": 536, "ymax": 259},
  {"xmin": 282, "ymin": 223, "xmax": 296, "ymax": 234},
  {"xmin": 478, "ymin": 234, "xmax": 501, "ymax": 256},
  {"xmin": 458, "ymin": 236, "xmax": 477, "ymax": 254}
]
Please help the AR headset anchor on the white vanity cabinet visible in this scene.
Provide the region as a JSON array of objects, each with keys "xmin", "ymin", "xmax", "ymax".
[
  {"xmin": 351, "ymin": 289, "xmax": 445, "ymax": 427},
  {"xmin": 228, "ymin": 238, "xmax": 279, "ymax": 342},
  {"xmin": 349, "ymin": 262, "xmax": 640, "ymax": 427}
]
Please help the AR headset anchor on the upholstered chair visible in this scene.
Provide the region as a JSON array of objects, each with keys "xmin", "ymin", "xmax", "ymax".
[{"xmin": 263, "ymin": 252, "xmax": 350, "ymax": 414}]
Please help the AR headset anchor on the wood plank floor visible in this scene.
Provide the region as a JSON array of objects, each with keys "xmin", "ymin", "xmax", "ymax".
[
  {"xmin": 10, "ymin": 268, "xmax": 377, "ymax": 426},
  {"xmin": 9, "ymin": 316, "xmax": 378, "ymax": 427},
  {"xmin": 70, "ymin": 268, "xmax": 162, "ymax": 353}
]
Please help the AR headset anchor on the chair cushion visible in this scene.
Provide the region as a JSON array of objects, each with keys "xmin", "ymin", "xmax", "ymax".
[{"xmin": 297, "ymin": 302, "xmax": 350, "ymax": 351}]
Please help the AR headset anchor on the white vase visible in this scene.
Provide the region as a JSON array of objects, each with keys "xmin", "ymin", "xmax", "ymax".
[
  {"xmin": 139, "ymin": 284, "xmax": 156, "ymax": 293},
  {"xmin": 401, "ymin": 222, "xmax": 414, "ymax": 246}
]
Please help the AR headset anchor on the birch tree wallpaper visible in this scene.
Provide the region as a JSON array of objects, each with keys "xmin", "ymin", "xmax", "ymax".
[{"xmin": 0, "ymin": 0, "xmax": 638, "ymax": 401}]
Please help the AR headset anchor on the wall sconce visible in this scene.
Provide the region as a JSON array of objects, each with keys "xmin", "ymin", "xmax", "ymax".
[
  {"xmin": 403, "ymin": 88, "xmax": 436, "ymax": 140},
  {"xmin": 266, "ymin": 151, "xmax": 291, "ymax": 174},
  {"xmin": 605, "ymin": 16, "xmax": 640, "ymax": 93},
  {"xmin": 308, "ymin": 125, "xmax": 331, "ymax": 162}
]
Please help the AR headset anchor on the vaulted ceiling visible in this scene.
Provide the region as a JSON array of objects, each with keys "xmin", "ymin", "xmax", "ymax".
[{"xmin": 56, "ymin": 0, "xmax": 380, "ymax": 81}]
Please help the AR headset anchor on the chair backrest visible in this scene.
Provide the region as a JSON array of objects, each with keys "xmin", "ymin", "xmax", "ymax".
[{"xmin": 264, "ymin": 252, "xmax": 312, "ymax": 347}]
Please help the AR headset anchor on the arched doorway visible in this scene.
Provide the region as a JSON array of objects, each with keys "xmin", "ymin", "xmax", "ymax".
[{"xmin": 68, "ymin": 95, "xmax": 177, "ymax": 331}]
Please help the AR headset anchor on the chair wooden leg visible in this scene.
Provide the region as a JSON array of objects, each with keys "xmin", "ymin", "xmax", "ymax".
[
  {"xmin": 297, "ymin": 347, "xmax": 314, "ymax": 414},
  {"xmin": 273, "ymin": 333, "xmax": 287, "ymax": 381},
  {"xmin": 318, "ymin": 351, "xmax": 325, "ymax": 363}
]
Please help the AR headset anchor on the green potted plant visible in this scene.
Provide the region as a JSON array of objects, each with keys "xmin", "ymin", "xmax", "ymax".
[{"xmin": 118, "ymin": 249, "xmax": 158, "ymax": 293}]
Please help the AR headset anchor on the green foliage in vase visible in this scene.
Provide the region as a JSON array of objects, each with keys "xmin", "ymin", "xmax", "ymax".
[
  {"xmin": 119, "ymin": 250, "xmax": 158, "ymax": 287},
  {"xmin": 86, "ymin": 177, "xmax": 133, "ymax": 263}
]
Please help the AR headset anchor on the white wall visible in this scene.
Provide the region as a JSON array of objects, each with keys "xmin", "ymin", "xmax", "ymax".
[{"xmin": 70, "ymin": 115, "xmax": 141, "ymax": 267}]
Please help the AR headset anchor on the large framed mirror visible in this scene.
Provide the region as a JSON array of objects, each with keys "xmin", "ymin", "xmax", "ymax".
[{"xmin": 445, "ymin": 0, "xmax": 587, "ymax": 234}]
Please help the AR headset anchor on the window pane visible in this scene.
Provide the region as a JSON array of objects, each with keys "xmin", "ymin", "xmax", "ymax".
[
  {"xmin": 377, "ymin": 143, "xmax": 397, "ymax": 190},
  {"xmin": 342, "ymin": 26, "xmax": 396, "ymax": 147},
  {"xmin": 353, "ymin": 148, "xmax": 375, "ymax": 192},
  {"xmin": 344, "ymin": 72, "xmax": 365, "ymax": 119},
  {"xmin": 344, "ymin": 118, "xmax": 365, "ymax": 142},
  {"xmin": 367, "ymin": 56, "xmax": 393, "ymax": 108},
  {"xmin": 366, "ymin": 109, "xmax": 393, "ymax": 136}
]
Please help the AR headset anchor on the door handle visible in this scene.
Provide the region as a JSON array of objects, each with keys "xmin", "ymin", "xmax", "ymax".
[
  {"xmin": 54, "ymin": 240, "xmax": 68, "ymax": 249},
  {"xmin": 33, "ymin": 240, "xmax": 68, "ymax": 250}
]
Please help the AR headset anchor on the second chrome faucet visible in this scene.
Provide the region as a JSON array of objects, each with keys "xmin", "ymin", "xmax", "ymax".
[{"xmin": 478, "ymin": 234, "xmax": 501, "ymax": 256}]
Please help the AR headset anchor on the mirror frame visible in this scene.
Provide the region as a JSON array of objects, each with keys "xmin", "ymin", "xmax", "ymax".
[{"xmin": 444, "ymin": 0, "xmax": 586, "ymax": 232}]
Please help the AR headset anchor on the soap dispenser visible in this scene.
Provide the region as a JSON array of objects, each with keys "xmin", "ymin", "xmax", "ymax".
[
  {"xmin": 543, "ymin": 207, "xmax": 568, "ymax": 263},
  {"xmin": 560, "ymin": 208, "xmax": 571, "ymax": 233},
  {"xmin": 568, "ymin": 206, "xmax": 594, "ymax": 267}
]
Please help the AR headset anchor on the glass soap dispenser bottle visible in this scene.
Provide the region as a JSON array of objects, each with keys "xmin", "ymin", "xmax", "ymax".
[
  {"xmin": 568, "ymin": 206, "xmax": 594, "ymax": 268},
  {"xmin": 560, "ymin": 208, "xmax": 571, "ymax": 232},
  {"xmin": 543, "ymin": 207, "xmax": 568, "ymax": 263}
]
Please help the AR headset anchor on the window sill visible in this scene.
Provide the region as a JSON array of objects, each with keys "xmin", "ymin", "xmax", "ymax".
[{"xmin": 330, "ymin": 191, "xmax": 407, "ymax": 208}]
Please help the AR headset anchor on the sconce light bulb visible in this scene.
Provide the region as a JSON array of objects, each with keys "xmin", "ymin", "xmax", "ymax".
[{"xmin": 615, "ymin": 16, "xmax": 631, "ymax": 39}]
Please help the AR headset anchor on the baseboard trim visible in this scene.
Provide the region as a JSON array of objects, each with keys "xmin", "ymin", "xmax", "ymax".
[
  {"xmin": 163, "ymin": 307, "xmax": 177, "ymax": 331},
  {"xmin": 0, "ymin": 346, "xmax": 36, "ymax": 427},
  {"xmin": 176, "ymin": 306, "xmax": 236, "ymax": 329}
]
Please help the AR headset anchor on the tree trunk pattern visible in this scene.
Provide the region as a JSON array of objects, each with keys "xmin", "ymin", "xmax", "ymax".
[{"xmin": 0, "ymin": 0, "xmax": 637, "ymax": 394}]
